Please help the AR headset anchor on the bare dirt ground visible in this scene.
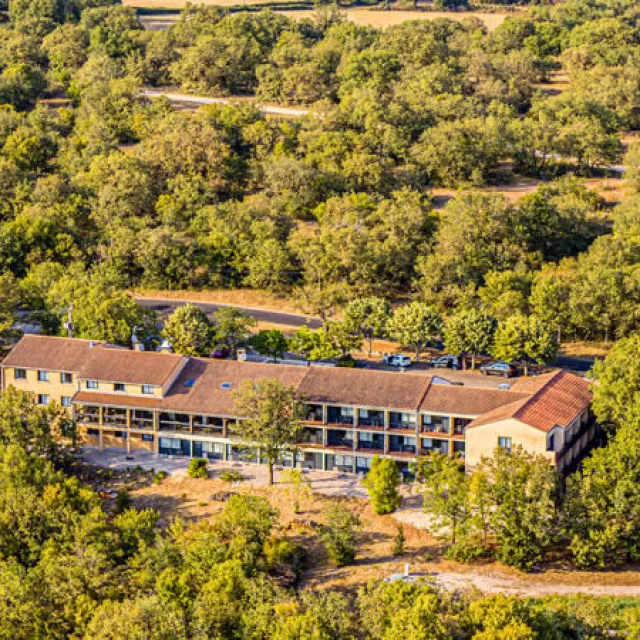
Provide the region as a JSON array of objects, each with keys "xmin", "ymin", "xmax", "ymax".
[
  {"xmin": 133, "ymin": 288, "xmax": 302, "ymax": 314},
  {"xmin": 83, "ymin": 448, "xmax": 640, "ymax": 596}
]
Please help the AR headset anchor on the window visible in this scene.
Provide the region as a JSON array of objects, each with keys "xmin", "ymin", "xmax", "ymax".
[
  {"xmin": 61, "ymin": 397, "xmax": 72, "ymax": 408},
  {"xmin": 38, "ymin": 370, "xmax": 49, "ymax": 382},
  {"xmin": 220, "ymin": 382, "xmax": 232, "ymax": 390},
  {"xmin": 142, "ymin": 385, "xmax": 154, "ymax": 395},
  {"xmin": 547, "ymin": 433, "xmax": 556, "ymax": 452},
  {"xmin": 87, "ymin": 428, "xmax": 99, "ymax": 436},
  {"xmin": 114, "ymin": 431, "xmax": 127, "ymax": 439},
  {"xmin": 38, "ymin": 394, "xmax": 50, "ymax": 406},
  {"xmin": 114, "ymin": 383, "xmax": 126, "ymax": 392},
  {"xmin": 142, "ymin": 434, "xmax": 154, "ymax": 442},
  {"xmin": 86, "ymin": 380, "xmax": 98, "ymax": 390},
  {"xmin": 14, "ymin": 368, "xmax": 26, "ymax": 380},
  {"xmin": 498, "ymin": 436, "xmax": 512, "ymax": 453},
  {"xmin": 60, "ymin": 372, "xmax": 72, "ymax": 384}
]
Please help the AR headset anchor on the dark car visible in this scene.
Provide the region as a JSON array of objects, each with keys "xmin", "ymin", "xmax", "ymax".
[
  {"xmin": 479, "ymin": 361, "xmax": 517, "ymax": 378},
  {"xmin": 212, "ymin": 347, "xmax": 231, "ymax": 359},
  {"xmin": 429, "ymin": 355, "xmax": 459, "ymax": 369}
]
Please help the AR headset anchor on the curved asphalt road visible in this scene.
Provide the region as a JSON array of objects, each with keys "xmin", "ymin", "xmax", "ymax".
[{"xmin": 137, "ymin": 298, "xmax": 323, "ymax": 330}]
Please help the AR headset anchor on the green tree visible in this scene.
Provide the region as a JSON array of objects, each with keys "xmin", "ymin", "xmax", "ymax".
[
  {"xmin": 320, "ymin": 503, "xmax": 361, "ymax": 567},
  {"xmin": 249, "ymin": 329, "xmax": 288, "ymax": 363},
  {"xmin": 343, "ymin": 296, "xmax": 390, "ymax": 356},
  {"xmin": 161, "ymin": 304, "xmax": 215, "ymax": 357},
  {"xmin": 492, "ymin": 313, "xmax": 557, "ymax": 375},
  {"xmin": 625, "ymin": 141, "xmax": 640, "ymax": 194},
  {"xmin": 590, "ymin": 334, "xmax": 640, "ymax": 428},
  {"xmin": 281, "ymin": 468, "xmax": 311, "ymax": 515},
  {"xmin": 444, "ymin": 308, "xmax": 497, "ymax": 370},
  {"xmin": 232, "ymin": 378, "xmax": 304, "ymax": 485},
  {"xmin": 568, "ymin": 418, "xmax": 640, "ymax": 570},
  {"xmin": 324, "ymin": 320, "xmax": 362, "ymax": 361},
  {"xmin": 419, "ymin": 453, "xmax": 471, "ymax": 548},
  {"xmin": 362, "ymin": 456, "xmax": 402, "ymax": 515},
  {"xmin": 479, "ymin": 446, "xmax": 560, "ymax": 571},
  {"xmin": 288, "ymin": 325, "xmax": 339, "ymax": 365},
  {"xmin": 387, "ymin": 302, "xmax": 442, "ymax": 362},
  {"xmin": 213, "ymin": 307, "xmax": 257, "ymax": 357}
]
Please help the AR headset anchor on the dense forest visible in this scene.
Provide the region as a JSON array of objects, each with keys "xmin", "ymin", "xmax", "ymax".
[{"xmin": 0, "ymin": 0, "xmax": 639, "ymax": 347}]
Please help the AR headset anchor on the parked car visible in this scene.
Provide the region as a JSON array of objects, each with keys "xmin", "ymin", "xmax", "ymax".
[
  {"xmin": 480, "ymin": 361, "xmax": 517, "ymax": 378},
  {"xmin": 212, "ymin": 347, "xmax": 231, "ymax": 359},
  {"xmin": 382, "ymin": 354, "xmax": 413, "ymax": 368},
  {"xmin": 429, "ymin": 354, "xmax": 459, "ymax": 370}
]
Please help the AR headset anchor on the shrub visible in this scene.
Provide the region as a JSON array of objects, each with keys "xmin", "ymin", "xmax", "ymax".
[
  {"xmin": 115, "ymin": 488, "xmax": 132, "ymax": 514},
  {"xmin": 187, "ymin": 458, "xmax": 209, "ymax": 479},
  {"xmin": 219, "ymin": 469, "xmax": 245, "ymax": 486},
  {"xmin": 153, "ymin": 470, "xmax": 168, "ymax": 484},
  {"xmin": 362, "ymin": 456, "xmax": 402, "ymax": 515},
  {"xmin": 321, "ymin": 503, "xmax": 361, "ymax": 567},
  {"xmin": 392, "ymin": 524, "xmax": 405, "ymax": 557}
]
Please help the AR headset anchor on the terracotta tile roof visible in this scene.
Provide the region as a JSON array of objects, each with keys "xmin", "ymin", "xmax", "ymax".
[
  {"xmin": 73, "ymin": 391, "xmax": 163, "ymax": 410},
  {"xmin": 162, "ymin": 358, "xmax": 309, "ymax": 417},
  {"xmin": 80, "ymin": 347, "xmax": 187, "ymax": 387},
  {"xmin": 297, "ymin": 367, "xmax": 434, "ymax": 411},
  {"xmin": 3, "ymin": 335, "xmax": 107, "ymax": 373},
  {"xmin": 420, "ymin": 385, "xmax": 530, "ymax": 417},
  {"xmin": 468, "ymin": 370, "xmax": 592, "ymax": 432}
]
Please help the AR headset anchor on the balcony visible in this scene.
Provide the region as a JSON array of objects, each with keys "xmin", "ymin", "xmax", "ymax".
[
  {"xmin": 327, "ymin": 407, "xmax": 354, "ymax": 426},
  {"xmin": 304, "ymin": 404, "xmax": 324, "ymax": 424},
  {"xmin": 159, "ymin": 412, "xmax": 190, "ymax": 433},
  {"xmin": 193, "ymin": 416, "xmax": 224, "ymax": 434},
  {"xmin": 103, "ymin": 408, "xmax": 127, "ymax": 427},
  {"xmin": 327, "ymin": 435, "xmax": 354, "ymax": 449},
  {"xmin": 76, "ymin": 406, "xmax": 100, "ymax": 424},
  {"xmin": 389, "ymin": 411, "xmax": 417, "ymax": 431},
  {"xmin": 358, "ymin": 410, "xmax": 385, "ymax": 429},
  {"xmin": 357, "ymin": 440, "xmax": 384, "ymax": 452},
  {"xmin": 453, "ymin": 418, "xmax": 470, "ymax": 436},
  {"xmin": 421, "ymin": 423, "xmax": 449, "ymax": 435},
  {"xmin": 131, "ymin": 410, "xmax": 154, "ymax": 430}
]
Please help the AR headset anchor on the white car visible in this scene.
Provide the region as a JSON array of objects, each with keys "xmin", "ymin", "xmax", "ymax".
[{"xmin": 382, "ymin": 354, "xmax": 413, "ymax": 368}]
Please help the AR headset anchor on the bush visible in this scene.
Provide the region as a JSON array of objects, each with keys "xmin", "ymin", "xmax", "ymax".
[
  {"xmin": 392, "ymin": 524, "xmax": 405, "ymax": 557},
  {"xmin": 187, "ymin": 458, "xmax": 209, "ymax": 479},
  {"xmin": 153, "ymin": 470, "xmax": 168, "ymax": 484},
  {"xmin": 219, "ymin": 469, "xmax": 245, "ymax": 485},
  {"xmin": 445, "ymin": 537, "xmax": 490, "ymax": 563},
  {"xmin": 362, "ymin": 456, "xmax": 402, "ymax": 515},
  {"xmin": 321, "ymin": 503, "xmax": 361, "ymax": 567},
  {"xmin": 115, "ymin": 488, "xmax": 132, "ymax": 514}
]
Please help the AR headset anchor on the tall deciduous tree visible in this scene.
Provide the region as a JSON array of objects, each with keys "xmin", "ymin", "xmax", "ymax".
[
  {"xmin": 213, "ymin": 307, "xmax": 257, "ymax": 357},
  {"xmin": 289, "ymin": 325, "xmax": 339, "ymax": 365},
  {"xmin": 444, "ymin": 308, "xmax": 496, "ymax": 370},
  {"xmin": 590, "ymin": 333, "xmax": 640, "ymax": 428},
  {"xmin": 343, "ymin": 297, "xmax": 390, "ymax": 356},
  {"xmin": 387, "ymin": 302, "xmax": 442, "ymax": 362},
  {"xmin": 161, "ymin": 303, "xmax": 215, "ymax": 357},
  {"xmin": 479, "ymin": 446, "xmax": 560, "ymax": 571},
  {"xmin": 492, "ymin": 313, "xmax": 557, "ymax": 375},
  {"xmin": 362, "ymin": 456, "xmax": 402, "ymax": 515},
  {"xmin": 249, "ymin": 329, "xmax": 288, "ymax": 363},
  {"xmin": 232, "ymin": 378, "xmax": 304, "ymax": 485}
]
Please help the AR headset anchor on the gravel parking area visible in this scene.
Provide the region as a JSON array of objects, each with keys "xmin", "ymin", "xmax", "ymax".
[{"xmin": 80, "ymin": 447, "xmax": 369, "ymax": 498}]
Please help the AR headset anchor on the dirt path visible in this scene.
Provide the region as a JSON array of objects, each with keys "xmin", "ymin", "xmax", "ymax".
[{"xmin": 430, "ymin": 569, "xmax": 640, "ymax": 597}]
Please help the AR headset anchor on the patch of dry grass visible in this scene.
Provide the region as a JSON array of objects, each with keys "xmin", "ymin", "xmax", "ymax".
[{"xmin": 133, "ymin": 288, "xmax": 303, "ymax": 314}]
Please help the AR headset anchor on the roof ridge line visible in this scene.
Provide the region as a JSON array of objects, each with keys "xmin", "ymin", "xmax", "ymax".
[{"xmin": 512, "ymin": 370, "xmax": 563, "ymax": 420}]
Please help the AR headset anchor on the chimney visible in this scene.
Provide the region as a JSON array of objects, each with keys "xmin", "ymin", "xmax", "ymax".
[
  {"xmin": 89, "ymin": 340, "xmax": 94, "ymax": 348},
  {"xmin": 404, "ymin": 563, "xmax": 410, "ymax": 578}
]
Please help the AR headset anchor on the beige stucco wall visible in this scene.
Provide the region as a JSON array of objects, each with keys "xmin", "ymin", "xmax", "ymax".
[
  {"xmin": 465, "ymin": 418, "xmax": 554, "ymax": 469},
  {"xmin": 3, "ymin": 367, "xmax": 77, "ymax": 406},
  {"xmin": 78, "ymin": 379, "xmax": 162, "ymax": 397}
]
